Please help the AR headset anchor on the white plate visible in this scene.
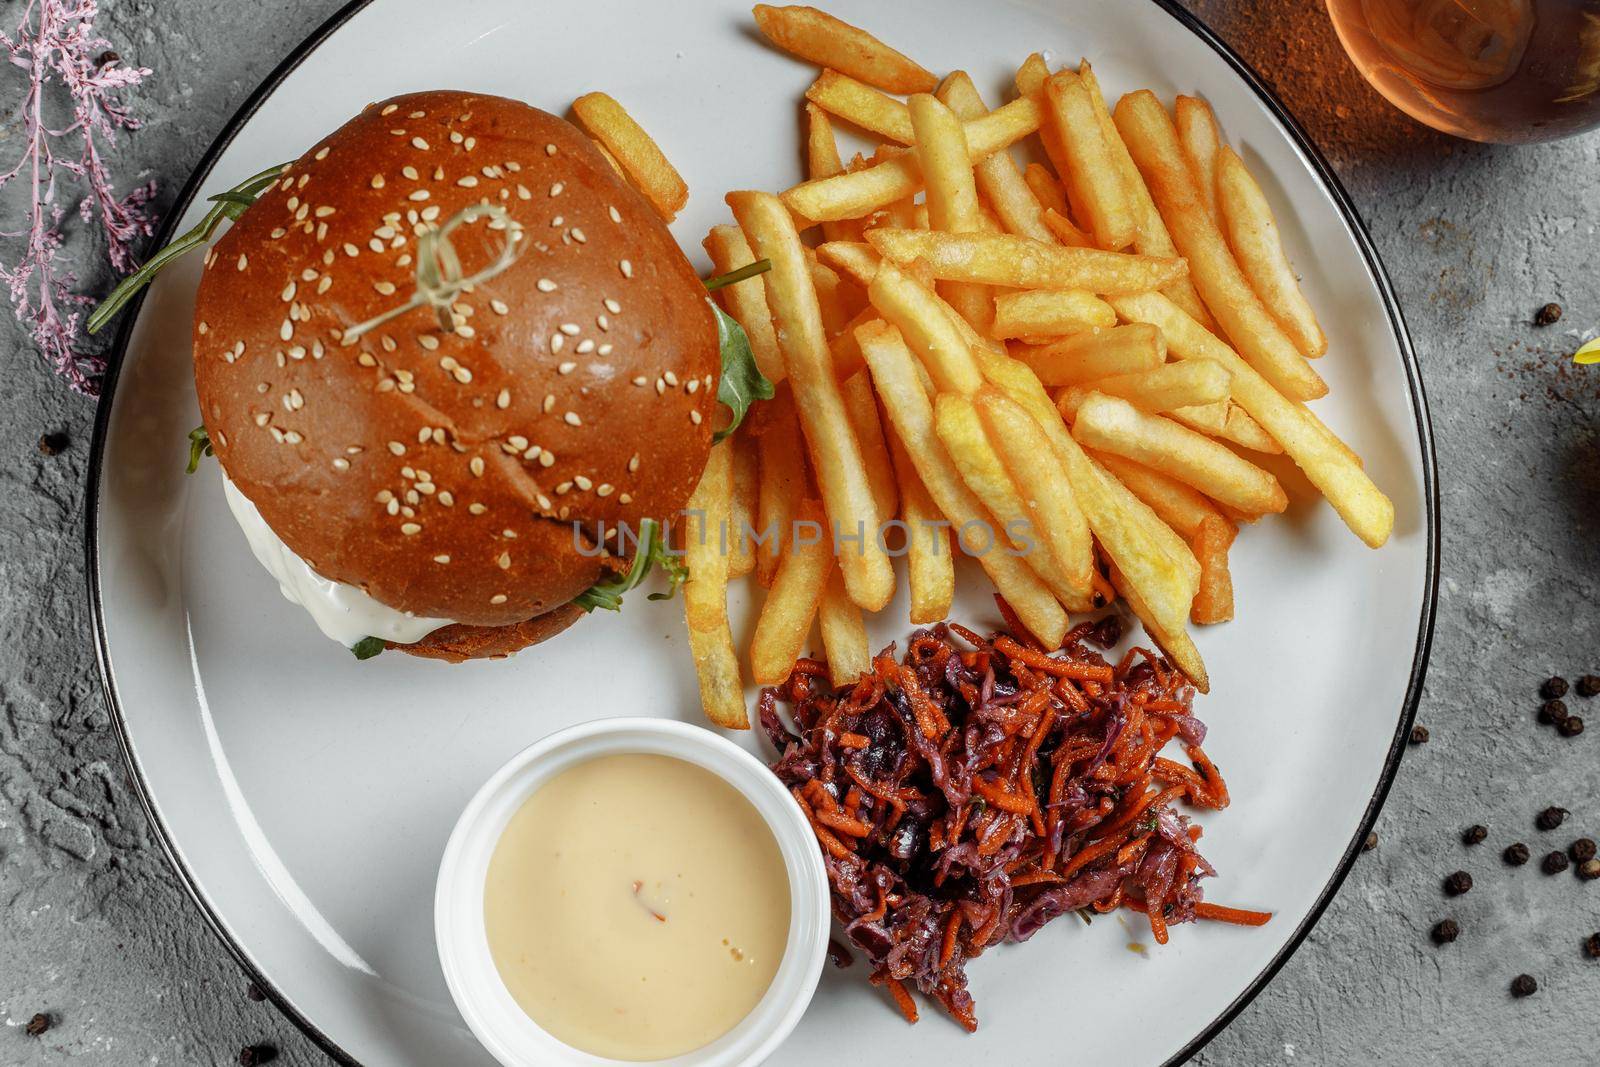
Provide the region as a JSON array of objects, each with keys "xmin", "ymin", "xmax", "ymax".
[{"xmin": 87, "ymin": 1, "xmax": 1437, "ymax": 1064}]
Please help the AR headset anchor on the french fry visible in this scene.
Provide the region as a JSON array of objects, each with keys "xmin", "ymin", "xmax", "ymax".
[
  {"xmin": 806, "ymin": 69, "xmax": 914, "ymax": 143},
  {"xmin": 1174, "ymin": 95, "xmax": 1222, "ymax": 219},
  {"xmin": 858, "ymin": 320, "xmax": 1068, "ymax": 646},
  {"xmin": 729, "ymin": 190, "xmax": 895, "ymax": 610},
  {"xmin": 1015, "ymin": 54, "xmax": 1074, "ymax": 196},
  {"xmin": 752, "ymin": 4, "xmax": 938, "ymax": 94},
  {"xmin": 728, "ymin": 431, "xmax": 759, "ymax": 580},
  {"xmin": 1090, "ymin": 450, "xmax": 1230, "ymax": 540},
  {"xmin": 1041, "ymin": 207, "xmax": 1094, "ymax": 249},
  {"xmin": 972, "ymin": 347, "xmax": 1205, "ymax": 679},
  {"xmin": 1025, "ymin": 164, "xmax": 1072, "ymax": 222},
  {"xmin": 781, "ymin": 97, "xmax": 1044, "ymax": 223},
  {"xmin": 1189, "ymin": 514, "xmax": 1236, "ymax": 625},
  {"xmin": 1055, "ymin": 360, "xmax": 1231, "ymax": 419},
  {"xmin": 840, "ymin": 368, "xmax": 899, "ymax": 521},
  {"xmin": 570, "ymin": 92, "xmax": 689, "ymax": 221},
  {"xmin": 805, "ymin": 103, "xmax": 866, "ymax": 245},
  {"xmin": 907, "ymin": 92, "xmax": 992, "ymax": 333},
  {"xmin": 1071, "ymin": 392, "xmax": 1287, "ymax": 515},
  {"xmin": 936, "ymin": 392, "xmax": 1091, "ymax": 610},
  {"xmin": 991, "ymin": 288, "xmax": 1117, "ymax": 340},
  {"xmin": 1107, "ymin": 560, "xmax": 1209, "ymax": 693},
  {"xmin": 828, "ymin": 306, "xmax": 877, "ymax": 380},
  {"xmin": 815, "ymin": 240, "xmax": 881, "ymax": 289},
  {"xmin": 805, "ymin": 250, "xmax": 855, "ymax": 337},
  {"xmin": 938, "ymin": 72, "xmax": 1058, "ymax": 245},
  {"xmin": 755, "ymin": 388, "xmax": 807, "ymax": 585},
  {"xmin": 1012, "ymin": 323, "xmax": 1165, "ymax": 386},
  {"xmin": 976, "ymin": 390, "xmax": 1096, "ymax": 609},
  {"xmin": 1110, "ymin": 290, "xmax": 1393, "ymax": 546},
  {"xmin": 683, "ymin": 440, "xmax": 748, "ymax": 728},
  {"xmin": 749, "ymin": 501, "xmax": 834, "ymax": 685},
  {"xmin": 866, "ymin": 260, "xmax": 986, "ymax": 395},
  {"xmin": 886, "ymin": 425, "xmax": 954, "ymax": 624},
  {"xmin": 704, "ymin": 225, "xmax": 785, "ymax": 385},
  {"xmin": 1043, "ymin": 70, "xmax": 1137, "ymax": 250},
  {"xmin": 819, "ymin": 566, "xmax": 871, "ymax": 686},
  {"xmin": 1114, "ymin": 91, "xmax": 1327, "ymax": 401},
  {"xmin": 866, "ymin": 228, "xmax": 1187, "ymax": 294},
  {"xmin": 1167, "ymin": 399, "xmax": 1283, "ymax": 454},
  {"xmin": 1078, "ymin": 61, "xmax": 1214, "ymax": 329},
  {"xmin": 1216, "ymin": 146, "xmax": 1327, "ymax": 358}
]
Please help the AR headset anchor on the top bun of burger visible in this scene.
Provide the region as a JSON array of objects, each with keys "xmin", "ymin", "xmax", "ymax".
[{"xmin": 192, "ymin": 90, "xmax": 718, "ymax": 652}]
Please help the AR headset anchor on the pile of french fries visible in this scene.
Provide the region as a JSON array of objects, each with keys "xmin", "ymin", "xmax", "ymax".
[{"xmin": 571, "ymin": 4, "xmax": 1395, "ymax": 728}]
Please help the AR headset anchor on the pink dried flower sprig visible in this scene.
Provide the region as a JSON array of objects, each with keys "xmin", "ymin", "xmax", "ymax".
[{"xmin": 1, "ymin": 0, "xmax": 155, "ymax": 395}]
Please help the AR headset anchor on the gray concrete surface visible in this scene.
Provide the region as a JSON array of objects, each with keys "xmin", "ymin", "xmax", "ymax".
[{"xmin": 2, "ymin": 1, "xmax": 1597, "ymax": 1063}]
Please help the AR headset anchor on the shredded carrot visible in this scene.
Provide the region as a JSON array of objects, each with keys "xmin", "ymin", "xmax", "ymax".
[
  {"xmin": 884, "ymin": 978, "xmax": 918, "ymax": 1024},
  {"xmin": 1194, "ymin": 902, "xmax": 1273, "ymax": 926},
  {"xmin": 1010, "ymin": 870, "xmax": 1066, "ymax": 888},
  {"xmin": 971, "ymin": 775, "xmax": 1034, "ymax": 815},
  {"xmin": 839, "ymin": 732, "xmax": 871, "ymax": 749},
  {"xmin": 940, "ymin": 910, "xmax": 962, "ymax": 968},
  {"xmin": 993, "ymin": 636, "xmax": 1115, "ymax": 683},
  {"xmin": 1148, "ymin": 901, "xmax": 1169, "ymax": 945}
]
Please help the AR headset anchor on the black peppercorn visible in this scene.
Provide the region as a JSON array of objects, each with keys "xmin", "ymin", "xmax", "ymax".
[
  {"xmin": 1463, "ymin": 824, "xmax": 1488, "ymax": 846},
  {"xmin": 1534, "ymin": 303, "xmax": 1563, "ymax": 326},
  {"xmin": 1540, "ymin": 699, "xmax": 1568, "ymax": 724},
  {"xmin": 1543, "ymin": 851, "xmax": 1570, "ymax": 875},
  {"xmin": 246, "ymin": 981, "xmax": 267, "ymax": 1002},
  {"xmin": 1511, "ymin": 974, "xmax": 1538, "ymax": 997},
  {"xmin": 1090, "ymin": 614, "xmax": 1122, "ymax": 649},
  {"xmin": 1580, "ymin": 859, "xmax": 1600, "ymax": 882},
  {"xmin": 1431, "ymin": 918, "xmax": 1460, "ymax": 944},
  {"xmin": 1505, "ymin": 842, "xmax": 1531, "ymax": 866},
  {"xmin": 37, "ymin": 431, "xmax": 68, "ymax": 455},
  {"xmin": 1571, "ymin": 839, "xmax": 1597, "ymax": 863},
  {"xmin": 1537, "ymin": 806, "xmax": 1569, "ymax": 831},
  {"xmin": 25, "ymin": 1013, "xmax": 49, "ymax": 1037},
  {"xmin": 1577, "ymin": 675, "xmax": 1600, "ymax": 698},
  {"xmin": 1444, "ymin": 870, "xmax": 1473, "ymax": 895},
  {"xmin": 1558, "ymin": 716, "xmax": 1585, "ymax": 737},
  {"xmin": 1363, "ymin": 831, "xmax": 1378, "ymax": 852},
  {"xmin": 95, "ymin": 50, "xmax": 119, "ymax": 67},
  {"xmin": 1586, "ymin": 933, "xmax": 1600, "ymax": 958},
  {"xmin": 1542, "ymin": 677, "xmax": 1569, "ymax": 700},
  {"xmin": 239, "ymin": 1045, "xmax": 278, "ymax": 1067},
  {"xmin": 1409, "ymin": 725, "xmax": 1430, "ymax": 745}
]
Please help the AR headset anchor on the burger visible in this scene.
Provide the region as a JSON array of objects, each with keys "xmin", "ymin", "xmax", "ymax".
[{"xmin": 172, "ymin": 90, "xmax": 755, "ymax": 662}]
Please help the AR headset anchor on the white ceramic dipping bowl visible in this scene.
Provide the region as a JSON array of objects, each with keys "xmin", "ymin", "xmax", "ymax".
[{"xmin": 435, "ymin": 717, "xmax": 830, "ymax": 1067}]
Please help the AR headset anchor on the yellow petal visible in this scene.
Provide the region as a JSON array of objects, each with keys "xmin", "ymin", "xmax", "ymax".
[{"xmin": 1576, "ymin": 337, "xmax": 1600, "ymax": 365}]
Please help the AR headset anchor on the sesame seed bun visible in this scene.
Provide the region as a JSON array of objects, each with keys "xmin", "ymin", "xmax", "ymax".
[{"xmin": 192, "ymin": 90, "xmax": 718, "ymax": 656}]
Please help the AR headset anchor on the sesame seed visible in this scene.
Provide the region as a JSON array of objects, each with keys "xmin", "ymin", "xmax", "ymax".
[
  {"xmin": 490, "ymin": 299, "xmax": 509, "ymax": 316},
  {"xmin": 374, "ymin": 280, "xmax": 397, "ymax": 295},
  {"xmin": 495, "ymin": 389, "xmax": 510, "ymax": 410},
  {"xmin": 604, "ymin": 298, "xmax": 621, "ymax": 314},
  {"xmin": 279, "ymin": 320, "xmax": 293, "ymax": 341},
  {"xmin": 411, "ymin": 136, "xmax": 430, "ymax": 151},
  {"xmin": 469, "ymin": 503, "xmax": 488, "ymax": 515},
  {"xmin": 456, "ymin": 175, "xmax": 479, "ymax": 187},
  {"xmin": 655, "ymin": 378, "xmax": 665, "ymax": 395},
  {"xmin": 420, "ymin": 205, "xmax": 441, "ymax": 222},
  {"xmin": 408, "ymin": 190, "xmax": 430, "ymax": 201},
  {"xmin": 471, "ymin": 456, "xmax": 486, "ymax": 476},
  {"xmin": 387, "ymin": 441, "xmax": 406, "ymax": 455},
  {"xmin": 287, "ymin": 196, "xmax": 300, "ymax": 211},
  {"xmin": 438, "ymin": 491, "xmax": 453, "ymax": 506},
  {"xmin": 690, "ymin": 410, "xmax": 702, "ymax": 425},
  {"xmin": 536, "ymin": 278, "xmax": 557, "ymax": 293},
  {"xmin": 597, "ymin": 314, "xmax": 610, "ymax": 331},
  {"xmin": 619, "ymin": 258, "xmax": 633, "ymax": 278},
  {"xmin": 574, "ymin": 475, "xmax": 593, "ymax": 491},
  {"xmin": 542, "ymin": 394, "xmax": 556, "ymax": 413},
  {"xmin": 608, "ymin": 205, "xmax": 622, "ymax": 224},
  {"xmin": 564, "ymin": 411, "xmax": 582, "ymax": 426},
  {"xmin": 402, "ymin": 165, "xmax": 419, "ymax": 180},
  {"xmin": 270, "ymin": 227, "xmax": 287, "ymax": 239},
  {"xmin": 357, "ymin": 352, "xmax": 377, "ymax": 367},
  {"xmin": 315, "ymin": 205, "xmax": 336, "ymax": 218},
  {"xmin": 433, "ymin": 554, "xmax": 450, "ymax": 564},
  {"xmin": 490, "ymin": 594, "xmax": 508, "ymax": 605},
  {"xmin": 571, "ymin": 228, "xmax": 586, "ymax": 243},
  {"xmin": 237, "ymin": 254, "xmax": 249, "ymax": 271},
  {"xmin": 549, "ymin": 182, "xmax": 564, "ymax": 197},
  {"xmin": 368, "ymin": 238, "xmax": 385, "ymax": 253},
  {"xmin": 597, "ymin": 483, "xmax": 614, "ymax": 497},
  {"xmin": 332, "ymin": 457, "xmax": 350, "ymax": 471},
  {"xmin": 281, "ymin": 281, "xmax": 296, "ymax": 302},
  {"xmin": 418, "ymin": 334, "xmax": 439, "ymax": 350},
  {"xmin": 283, "ymin": 430, "xmax": 303, "ymax": 444},
  {"xmin": 538, "ymin": 452, "xmax": 555, "ymax": 468},
  {"xmin": 551, "ymin": 334, "xmax": 565, "ymax": 354},
  {"xmin": 370, "ymin": 174, "xmax": 385, "ymax": 189},
  {"xmin": 686, "ymin": 379, "xmax": 700, "ymax": 393},
  {"xmin": 632, "ymin": 376, "xmax": 647, "ymax": 386},
  {"xmin": 343, "ymin": 242, "xmax": 359, "ymax": 256},
  {"xmin": 317, "ymin": 277, "xmax": 332, "ymax": 294},
  {"xmin": 559, "ymin": 323, "xmax": 580, "ymax": 336},
  {"xmin": 401, "ymin": 523, "xmax": 421, "ymax": 535},
  {"xmin": 545, "ymin": 143, "xmax": 557, "ymax": 155},
  {"xmin": 575, "ymin": 339, "xmax": 595, "ymax": 355},
  {"xmin": 664, "ymin": 371, "xmax": 678, "ymax": 386},
  {"xmin": 550, "ymin": 215, "xmax": 563, "ymax": 227},
  {"xmin": 628, "ymin": 454, "xmax": 640, "ymax": 472}
]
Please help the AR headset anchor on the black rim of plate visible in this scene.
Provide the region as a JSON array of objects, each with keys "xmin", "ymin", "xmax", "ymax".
[{"xmin": 84, "ymin": 1, "xmax": 1440, "ymax": 1064}]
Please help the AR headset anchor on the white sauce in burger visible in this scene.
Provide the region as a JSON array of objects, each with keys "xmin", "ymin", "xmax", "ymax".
[{"xmin": 221, "ymin": 476, "xmax": 454, "ymax": 648}]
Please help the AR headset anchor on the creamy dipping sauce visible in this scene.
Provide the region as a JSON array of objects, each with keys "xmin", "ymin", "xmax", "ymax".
[{"xmin": 484, "ymin": 754, "xmax": 790, "ymax": 1061}]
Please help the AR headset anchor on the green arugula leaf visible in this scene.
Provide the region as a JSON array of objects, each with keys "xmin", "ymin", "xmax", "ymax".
[
  {"xmin": 185, "ymin": 425, "xmax": 213, "ymax": 474},
  {"xmin": 571, "ymin": 518, "xmax": 686, "ymax": 613},
  {"xmin": 350, "ymin": 636, "xmax": 385, "ymax": 660},
  {"xmin": 711, "ymin": 302, "xmax": 774, "ymax": 444}
]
